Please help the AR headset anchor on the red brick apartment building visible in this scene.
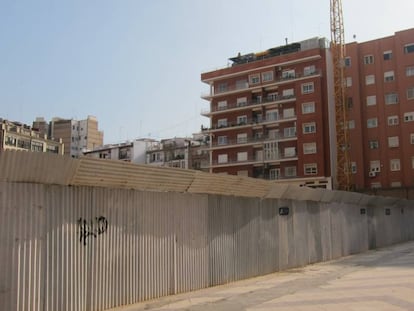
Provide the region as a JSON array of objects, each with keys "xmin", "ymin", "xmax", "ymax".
[
  {"xmin": 201, "ymin": 38, "xmax": 334, "ymax": 189},
  {"xmin": 345, "ymin": 28, "xmax": 414, "ymax": 190},
  {"xmin": 201, "ymin": 28, "xmax": 414, "ymax": 190}
]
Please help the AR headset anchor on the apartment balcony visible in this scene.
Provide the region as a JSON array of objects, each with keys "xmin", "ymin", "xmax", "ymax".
[
  {"xmin": 211, "ymin": 152, "xmax": 298, "ymax": 168},
  {"xmin": 201, "ymin": 69, "xmax": 321, "ymax": 100},
  {"xmin": 201, "ymin": 94, "xmax": 296, "ymax": 117},
  {"xmin": 205, "ymin": 114, "xmax": 297, "ymax": 134},
  {"xmin": 210, "ymin": 131, "xmax": 297, "ymax": 150}
]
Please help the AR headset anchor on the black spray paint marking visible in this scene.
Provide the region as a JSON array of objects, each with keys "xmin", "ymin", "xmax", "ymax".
[{"xmin": 78, "ymin": 216, "xmax": 108, "ymax": 246}]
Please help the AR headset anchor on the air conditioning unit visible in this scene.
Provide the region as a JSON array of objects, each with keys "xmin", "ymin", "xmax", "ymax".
[{"xmin": 369, "ymin": 172, "xmax": 376, "ymax": 178}]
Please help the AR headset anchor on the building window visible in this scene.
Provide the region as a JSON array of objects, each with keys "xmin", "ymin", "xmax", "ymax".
[
  {"xmin": 267, "ymin": 92, "xmax": 277, "ymax": 102},
  {"xmin": 237, "ymin": 115, "xmax": 248, "ymax": 125},
  {"xmin": 31, "ymin": 141, "xmax": 44, "ymax": 152},
  {"xmin": 284, "ymin": 127, "xmax": 296, "ymax": 138},
  {"xmin": 364, "ymin": 55, "xmax": 374, "ymax": 64},
  {"xmin": 262, "ymin": 71, "xmax": 274, "ymax": 82},
  {"xmin": 218, "ymin": 154, "xmax": 228, "ymax": 164},
  {"xmin": 367, "ymin": 118, "xmax": 378, "ymax": 128},
  {"xmin": 346, "ymin": 77, "xmax": 352, "ymax": 87},
  {"xmin": 384, "ymin": 71, "xmax": 395, "ymax": 82},
  {"xmin": 283, "ymin": 108, "xmax": 295, "ymax": 118},
  {"xmin": 266, "ymin": 109, "xmax": 279, "ymax": 121},
  {"xmin": 217, "ymin": 83, "xmax": 227, "ymax": 93},
  {"xmin": 282, "ymin": 69, "xmax": 295, "ymax": 79},
  {"xmin": 255, "ymin": 149, "xmax": 263, "ymax": 161},
  {"xmin": 411, "ymin": 133, "xmax": 414, "ymax": 144},
  {"xmin": 285, "ymin": 166, "xmax": 297, "ymax": 177},
  {"xmin": 385, "ymin": 93, "xmax": 399, "ymax": 104},
  {"xmin": 369, "ymin": 140, "xmax": 379, "ymax": 149},
  {"xmin": 351, "ymin": 162, "xmax": 357, "ymax": 174},
  {"xmin": 303, "ymin": 65, "xmax": 316, "ymax": 76},
  {"xmin": 404, "ymin": 112, "xmax": 414, "ymax": 122},
  {"xmin": 249, "ymin": 74, "xmax": 260, "ymax": 84},
  {"xmin": 366, "ymin": 95, "xmax": 376, "ymax": 106},
  {"xmin": 217, "ymin": 100, "xmax": 227, "ymax": 110},
  {"xmin": 390, "ymin": 159, "xmax": 401, "ymax": 171},
  {"xmin": 388, "ymin": 136, "xmax": 399, "ymax": 148},
  {"xmin": 348, "ymin": 120, "xmax": 355, "ymax": 129},
  {"xmin": 5, "ymin": 136, "xmax": 17, "ymax": 146},
  {"xmin": 407, "ymin": 87, "xmax": 414, "ymax": 100},
  {"xmin": 237, "ymin": 151, "xmax": 248, "ymax": 162},
  {"xmin": 301, "ymin": 82, "xmax": 314, "ymax": 94},
  {"xmin": 302, "ymin": 102, "xmax": 315, "ymax": 114},
  {"xmin": 303, "ymin": 122, "xmax": 316, "ymax": 134},
  {"xmin": 268, "ymin": 129, "xmax": 279, "ymax": 139},
  {"xmin": 282, "ymin": 88, "xmax": 294, "ymax": 97},
  {"xmin": 217, "ymin": 118, "xmax": 227, "ymax": 128},
  {"xmin": 404, "ymin": 43, "xmax": 414, "ymax": 54},
  {"xmin": 344, "ymin": 57, "xmax": 351, "ymax": 67},
  {"xmin": 412, "ymin": 157, "xmax": 414, "ymax": 169},
  {"xmin": 269, "ymin": 168, "xmax": 281, "ymax": 180},
  {"xmin": 237, "ymin": 97, "xmax": 247, "ymax": 107},
  {"xmin": 370, "ymin": 160, "xmax": 381, "ymax": 173},
  {"xmin": 383, "ymin": 51, "xmax": 392, "ymax": 60},
  {"xmin": 304, "ymin": 163, "xmax": 317, "ymax": 175},
  {"xmin": 237, "ymin": 133, "xmax": 247, "ymax": 144},
  {"xmin": 365, "ymin": 75, "xmax": 375, "ymax": 85},
  {"xmin": 406, "ymin": 66, "xmax": 414, "ymax": 77},
  {"xmin": 303, "ymin": 142, "xmax": 316, "ymax": 154},
  {"xmin": 284, "ymin": 147, "xmax": 296, "ymax": 157},
  {"xmin": 347, "ymin": 97, "xmax": 353, "ymax": 108},
  {"xmin": 388, "ymin": 115, "xmax": 399, "ymax": 126},
  {"xmin": 218, "ymin": 136, "xmax": 227, "ymax": 145},
  {"xmin": 264, "ymin": 142, "xmax": 278, "ymax": 160},
  {"xmin": 236, "ymin": 79, "xmax": 248, "ymax": 90}
]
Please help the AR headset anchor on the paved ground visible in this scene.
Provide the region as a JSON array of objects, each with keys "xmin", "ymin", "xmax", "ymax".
[{"xmin": 111, "ymin": 241, "xmax": 414, "ymax": 311}]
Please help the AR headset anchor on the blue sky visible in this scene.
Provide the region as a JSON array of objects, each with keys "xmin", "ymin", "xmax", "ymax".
[{"xmin": 1, "ymin": 0, "xmax": 413, "ymax": 144}]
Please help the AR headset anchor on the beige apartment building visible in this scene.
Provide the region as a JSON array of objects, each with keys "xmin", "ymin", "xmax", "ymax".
[
  {"xmin": 44, "ymin": 115, "xmax": 103, "ymax": 158},
  {"xmin": 0, "ymin": 118, "xmax": 64, "ymax": 154}
]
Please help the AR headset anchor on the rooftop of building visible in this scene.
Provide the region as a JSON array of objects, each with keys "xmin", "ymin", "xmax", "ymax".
[{"xmin": 201, "ymin": 37, "xmax": 328, "ymax": 82}]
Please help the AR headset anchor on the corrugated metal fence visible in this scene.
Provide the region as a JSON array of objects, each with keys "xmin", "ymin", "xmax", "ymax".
[{"xmin": 1, "ymin": 151, "xmax": 414, "ymax": 311}]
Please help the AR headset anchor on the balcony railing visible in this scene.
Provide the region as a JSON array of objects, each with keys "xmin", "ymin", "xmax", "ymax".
[
  {"xmin": 201, "ymin": 94, "xmax": 296, "ymax": 116},
  {"xmin": 211, "ymin": 132, "xmax": 297, "ymax": 149},
  {"xmin": 205, "ymin": 114, "xmax": 297, "ymax": 132},
  {"xmin": 201, "ymin": 69, "xmax": 321, "ymax": 98},
  {"xmin": 211, "ymin": 152, "xmax": 298, "ymax": 166}
]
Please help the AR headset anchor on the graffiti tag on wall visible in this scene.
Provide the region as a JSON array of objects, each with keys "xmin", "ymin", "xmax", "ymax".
[{"xmin": 78, "ymin": 216, "xmax": 108, "ymax": 246}]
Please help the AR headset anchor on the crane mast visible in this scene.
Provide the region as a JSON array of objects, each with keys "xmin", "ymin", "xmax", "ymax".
[{"xmin": 330, "ymin": 0, "xmax": 351, "ymax": 190}]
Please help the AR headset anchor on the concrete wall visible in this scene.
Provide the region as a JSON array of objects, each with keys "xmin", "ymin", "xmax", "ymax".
[{"xmin": 1, "ymin": 182, "xmax": 414, "ymax": 311}]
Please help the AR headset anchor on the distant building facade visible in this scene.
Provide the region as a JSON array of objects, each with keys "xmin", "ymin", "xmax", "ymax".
[
  {"xmin": 84, "ymin": 135, "xmax": 210, "ymax": 172},
  {"xmin": 83, "ymin": 138, "xmax": 159, "ymax": 163},
  {"xmin": 146, "ymin": 136, "xmax": 209, "ymax": 171},
  {"xmin": 0, "ymin": 118, "xmax": 64, "ymax": 155},
  {"xmin": 35, "ymin": 115, "xmax": 104, "ymax": 158}
]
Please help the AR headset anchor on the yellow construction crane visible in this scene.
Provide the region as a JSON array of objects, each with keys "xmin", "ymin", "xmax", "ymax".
[{"xmin": 330, "ymin": 0, "xmax": 352, "ymax": 190}]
